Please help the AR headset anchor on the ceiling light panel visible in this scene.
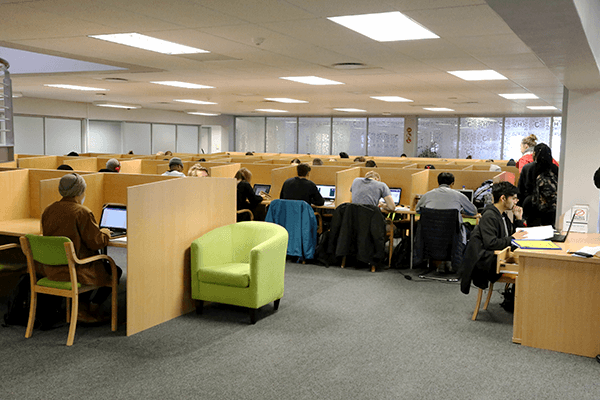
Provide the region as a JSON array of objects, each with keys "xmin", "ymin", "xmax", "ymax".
[
  {"xmin": 527, "ymin": 106, "xmax": 558, "ymax": 110},
  {"xmin": 264, "ymin": 98, "xmax": 308, "ymax": 103},
  {"xmin": 174, "ymin": 99, "xmax": 217, "ymax": 105},
  {"xmin": 328, "ymin": 11, "xmax": 439, "ymax": 42},
  {"xmin": 151, "ymin": 81, "xmax": 214, "ymax": 89},
  {"xmin": 334, "ymin": 108, "xmax": 367, "ymax": 112},
  {"xmin": 371, "ymin": 96, "xmax": 413, "ymax": 102},
  {"xmin": 280, "ymin": 76, "xmax": 344, "ymax": 85},
  {"xmin": 447, "ymin": 70, "xmax": 508, "ymax": 81},
  {"xmin": 255, "ymin": 109, "xmax": 289, "ymax": 113},
  {"xmin": 44, "ymin": 84, "xmax": 108, "ymax": 91},
  {"xmin": 186, "ymin": 111, "xmax": 221, "ymax": 116},
  {"xmin": 89, "ymin": 33, "xmax": 209, "ymax": 55},
  {"xmin": 499, "ymin": 93, "xmax": 539, "ymax": 99},
  {"xmin": 94, "ymin": 102, "xmax": 140, "ymax": 109},
  {"xmin": 423, "ymin": 107, "xmax": 455, "ymax": 112}
]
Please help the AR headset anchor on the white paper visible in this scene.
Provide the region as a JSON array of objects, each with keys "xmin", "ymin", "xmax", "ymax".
[
  {"xmin": 576, "ymin": 246, "xmax": 600, "ymax": 256},
  {"xmin": 515, "ymin": 225, "xmax": 554, "ymax": 240}
]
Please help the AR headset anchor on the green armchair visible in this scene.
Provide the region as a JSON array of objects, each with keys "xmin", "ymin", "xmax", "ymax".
[{"xmin": 191, "ymin": 221, "xmax": 288, "ymax": 324}]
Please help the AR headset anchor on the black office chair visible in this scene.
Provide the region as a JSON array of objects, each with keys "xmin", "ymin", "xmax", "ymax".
[{"xmin": 413, "ymin": 207, "xmax": 464, "ymax": 282}]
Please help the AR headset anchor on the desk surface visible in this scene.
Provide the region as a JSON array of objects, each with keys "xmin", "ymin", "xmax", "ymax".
[{"xmin": 0, "ymin": 218, "xmax": 41, "ymax": 236}]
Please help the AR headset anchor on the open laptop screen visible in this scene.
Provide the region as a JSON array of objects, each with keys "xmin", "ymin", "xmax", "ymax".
[
  {"xmin": 99, "ymin": 205, "xmax": 127, "ymax": 231},
  {"xmin": 253, "ymin": 184, "xmax": 271, "ymax": 195},
  {"xmin": 389, "ymin": 188, "xmax": 402, "ymax": 205},
  {"xmin": 459, "ymin": 189, "xmax": 474, "ymax": 202},
  {"xmin": 316, "ymin": 185, "xmax": 336, "ymax": 200}
]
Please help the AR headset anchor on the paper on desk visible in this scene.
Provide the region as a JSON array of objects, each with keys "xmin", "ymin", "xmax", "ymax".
[
  {"xmin": 575, "ymin": 246, "xmax": 600, "ymax": 256},
  {"xmin": 110, "ymin": 237, "xmax": 127, "ymax": 242},
  {"xmin": 515, "ymin": 225, "xmax": 554, "ymax": 240}
]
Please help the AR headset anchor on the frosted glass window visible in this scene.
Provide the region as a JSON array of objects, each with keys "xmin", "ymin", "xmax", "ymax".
[
  {"xmin": 551, "ymin": 117, "xmax": 562, "ymax": 163},
  {"xmin": 417, "ymin": 118, "xmax": 458, "ymax": 158},
  {"xmin": 298, "ymin": 118, "xmax": 330, "ymax": 155},
  {"xmin": 14, "ymin": 116, "xmax": 44, "ymax": 155},
  {"xmin": 123, "ymin": 122, "xmax": 151, "ymax": 155},
  {"xmin": 200, "ymin": 126, "xmax": 211, "ymax": 154},
  {"xmin": 152, "ymin": 124, "xmax": 176, "ymax": 154},
  {"xmin": 266, "ymin": 117, "xmax": 297, "ymax": 153},
  {"xmin": 503, "ymin": 117, "xmax": 551, "ymax": 160},
  {"xmin": 458, "ymin": 117, "xmax": 502, "ymax": 160},
  {"xmin": 45, "ymin": 118, "xmax": 81, "ymax": 156},
  {"xmin": 235, "ymin": 117, "xmax": 265, "ymax": 153},
  {"xmin": 88, "ymin": 120, "xmax": 122, "ymax": 153},
  {"xmin": 176, "ymin": 125, "xmax": 199, "ymax": 153},
  {"xmin": 368, "ymin": 118, "xmax": 404, "ymax": 156},
  {"xmin": 332, "ymin": 118, "xmax": 366, "ymax": 156}
]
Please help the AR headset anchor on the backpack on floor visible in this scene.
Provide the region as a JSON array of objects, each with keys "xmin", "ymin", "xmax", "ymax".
[
  {"xmin": 391, "ymin": 238, "xmax": 410, "ymax": 269},
  {"xmin": 533, "ymin": 170, "xmax": 558, "ymax": 213}
]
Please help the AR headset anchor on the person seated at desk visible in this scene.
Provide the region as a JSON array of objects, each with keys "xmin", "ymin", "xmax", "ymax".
[
  {"xmin": 41, "ymin": 173, "xmax": 122, "ymax": 323},
  {"xmin": 365, "ymin": 160, "xmax": 377, "ymax": 168},
  {"xmin": 312, "ymin": 158, "xmax": 324, "ymax": 166},
  {"xmin": 99, "ymin": 158, "xmax": 120, "ymax": 173},
  {"xmin": 236, "ymin": 167, "xmax": 264, "ymax": 221},
  {"xmin": 351, "ymin": 171, "xmax": 395, "ymax": 213},
  {"xmin": 416, "ymin": 172, "xmax": 477, "ymax": 244},
  {"xmin": 460, "ymin": 181, "xmax": 527, "ymax": 294},
  {"xmin": 280, "ymin": 163, "xmax": 324, "ymax": 207},
  {"xmin": 162, "ymin": 157, "xmax": 186, "ymax": 177},
  {"xmin": 57, "ymin": 164, "xmax": 73, "ymax": 171},
  {"xmin": 188, "ymin": 164, "xmax": 209, "ymax": 177}
]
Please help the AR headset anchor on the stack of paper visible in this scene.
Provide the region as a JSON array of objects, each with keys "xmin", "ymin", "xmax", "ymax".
[{"xmin": 515, "ymin": 225, "xmax": 554, "ymax": 240}]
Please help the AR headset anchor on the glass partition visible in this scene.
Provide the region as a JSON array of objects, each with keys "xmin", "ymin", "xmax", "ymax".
[
  {"xmin": 368, "ymin": 118, "xmax": 404, "ymax": 156},
  {"xmin": 236, "ymin": 117, "xmax": 265, "ymax": 153},
  {"xmin": 266, "ymin": 117, "xmax": 297, "ymax": 153},
  {"xmin": 417, "ymin": 118, "xmax": 458, "ymax": 158},
  {"xmin": 503, "ymin": 117, "xmax": 551, "ymax": 160},
  {"xmin": 458, "ymin": 117, "xmax": 503, "ymax": 160},
  {"xmin": 298, "ymin": 117, "xmax": 331, "ymax": 155},
  {"xmin": 332, "ymin": 118, "xmax": 366, "ymax": 156}
]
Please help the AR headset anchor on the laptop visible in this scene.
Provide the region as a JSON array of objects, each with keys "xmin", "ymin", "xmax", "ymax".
[
  {"xmin": 99, "ymin": 204, "xmax": 127, "ymax": 238},
  {"xmin": 459, "ymin": 189, "xmax": 474, "ymax": 202},
  {"xmin": 550, "ymin": 213, "xmax": 575, "ymax": 243},
  {"xmin": 316, "ymin": 184, "xmax": 336, "ymax": 201},
  {"xmin": 389, "ymin": 188, "xmax": 402, "ymax": 205},
  {"xmin": 253, "ymin": 184, "xmax": 271, "ymax": 195}
]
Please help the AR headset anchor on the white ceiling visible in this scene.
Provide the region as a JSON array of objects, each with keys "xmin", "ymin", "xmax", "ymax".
[{"xmin": 0, "ymin": 0, "xmax": 592, "ymax": 117}]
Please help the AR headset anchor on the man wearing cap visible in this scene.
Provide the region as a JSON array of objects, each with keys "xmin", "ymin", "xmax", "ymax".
[
  {"xmin": 162, "ymin": 157, "xmax": 186, "ymax": 177},
  {"xmin": 41, "ymin": 173, "xmax": 122, "ymax": 323},
  {"xmin": 99, "ymin": 158, "xmax": 120, "ymax": 173}
]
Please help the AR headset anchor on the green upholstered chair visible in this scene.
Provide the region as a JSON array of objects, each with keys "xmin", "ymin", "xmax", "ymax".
[
  {"xmin": 20, "ymin": 234, "xmax": 119, "ymax": 346},
  {"xmin": 191, "ymin": 221, "xmax": 288, "ymax": 324}
]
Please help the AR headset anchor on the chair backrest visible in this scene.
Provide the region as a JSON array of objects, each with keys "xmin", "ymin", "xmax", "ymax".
[
  {"xmin": 418, "ymin": 207, "xmax": 460, "ymax": 261},
  {"xmin": 23, "ymin": 235, "xmax": 71, "ymax": 265},
  {"xmin": 265, "ymin": 199, "xmax": 317, "ymax": 259}
]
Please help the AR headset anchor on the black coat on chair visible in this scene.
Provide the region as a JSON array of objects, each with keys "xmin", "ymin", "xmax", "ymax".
[{"xmin": 413, "ymin": 207, "xmax": 464, "ymax": 271}]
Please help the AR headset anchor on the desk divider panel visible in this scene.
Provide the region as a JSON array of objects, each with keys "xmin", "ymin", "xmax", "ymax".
[
  {"xmin": 126, "ymin": 177, "xmax": 236, "ymax": 336},
  {"xmin": 120, "ymin": 159, "xmax": 143, "ymax": 174},
  {"xmin": 410, "ymin": 170, "xmax": 430, "ymax": 207},
  {"xmin": 28, "ymin": 169, "xmax": 92, "ymax": 218},
  {"xmin": 102, "ymin": 173, "xmax": 174, "ymax": 207},
  {"xmin": 18, "ymin": 156, "xmax": 59, "ymax": 169},
  {"xmin": 0, "ymin": 169, "xmax": 30, "ymax": 221},
  {"xmin": 492, "ymin": 171, "xmax": 515, "ymax": 184},
  {"xmin": 403, "ymin": 163, "xmax": 418, "ymax": 169},
  {"xmin": 309, "ymin": 165, "xmax": 353, "ymax": 186},
  {"xmin": 462, "ymin": 165, "xmax": 474, "ymax": 170},
  {"xmin": 0, "ymin": 160, "xmax": 17, "ymax": 168},
  {"xmin": 335, "ymin": 167, "xmax": 361, "ymax": 206},
  {"xmin": 209, "ymin": 163, "xmax": 240, "ymax": 179},
  {"xmin": 63, "ymin": 157, "xmax": 97, "ymax": 171},
  {"xmin": 361, "ymin": 167, "xmax": 420, "ymax": 206},
  {"xmin": 39, "ymin": 173, "xmax": 105, "ymax": 221},
  {"xmin": 239, "ymin": 163, "xmax": 287, "ymax": 185},
  {"xmin": 424, "ymin": 170, "xmax": 505, "ymax": 192},
  {"xmin": 270, "ymin": 165, "xmax": 297, "ymax": 199}
]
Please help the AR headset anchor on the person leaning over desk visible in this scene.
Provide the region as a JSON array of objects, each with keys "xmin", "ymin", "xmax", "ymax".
[
  {"xmin": 460, "ymin": 181, "xmax": 527, "ymax": 294},
  {"xmin": 41, "ymin": 173, "xmax": 122, "ymax": 323},
  {"xmin": 350, "ymin": 171, "xmax": 395, "ymax": 213},
  {"xmin": 280, "ymin": 163, "xmax": 324, "ymax": 206}
]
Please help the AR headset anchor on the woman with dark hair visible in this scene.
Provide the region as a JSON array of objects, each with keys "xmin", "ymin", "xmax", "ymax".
[
  {"xmin": 235, "ymin": 167, "xmax": 263, "ymax": 221},
  {"xmin": 517, "ymin": 143, "xmax": 559, "ymax": 227}
]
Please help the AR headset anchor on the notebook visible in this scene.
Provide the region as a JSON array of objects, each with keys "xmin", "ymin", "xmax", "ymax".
[
  {"xmin": 459, "ymin": 189, "xmax": 474, "ymax": 202},
  {"xmin": 253, "ymin": 184, "xmax": 271, "ymax": 195},
  {"xmin": 316, "ymin": 184, "xmax": 336, "ymax": 200},
  {"xmin": 389, "ymin": 188, "xmax": 402, "ymax": 205},
  {"xmin": 99, "ymin": 204, "xmax": 127, "ymax": 238}
]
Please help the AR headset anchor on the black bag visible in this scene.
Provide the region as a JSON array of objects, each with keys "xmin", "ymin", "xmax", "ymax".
[
  {"xmin": 3, "ymin": 273, "xmax": 64, "ymax": 330},
  {"xmin": 500, "ymin": 284, "xmax": 515, "ymax": 313},
  {"xmin": 533, "ymin": 169, "xmax": 558, "ymax": 213},
  {"xmin": 390, "ymin": 238, "xmax": 410, "ymax": 269}
]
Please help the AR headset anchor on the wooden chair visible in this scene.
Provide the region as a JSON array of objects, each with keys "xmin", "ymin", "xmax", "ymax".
[
  {"xmin": 20, "ymin": 235, "xmax": 118, "ymax": 346},
  {"xmin": 237, "ymin": 209, "xmax": 254, "ymax": 221},
  {"xmin": 472, "ymin": 246, "xmax": 518, "ymax": 320}
]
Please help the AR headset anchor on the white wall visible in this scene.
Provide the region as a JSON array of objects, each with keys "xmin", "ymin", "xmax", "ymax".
[
  {"xmin": 560, "ymin": 88, "xmax": 600, "ymax": 232},
  {"xmin": 13, "ymin": 115, "xmax": 44, "ymax": 154},
  {"xmin": 88, "ymin": 120, "xmax": 122, "ymax": 153},
  {"xmin": 45, "ymin": 118, "xmax": 81, "ymax": 155}
]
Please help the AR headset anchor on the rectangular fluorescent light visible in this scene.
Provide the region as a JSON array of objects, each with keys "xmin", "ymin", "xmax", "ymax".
[
  {"xmin": 186, "ymin": 111, "xmax": 221, "ymax": 116},
  {"xmin": 423, "ymin": 107, "xmax": 455, "ymax": 112},
  {"xmin": 44, "ymin": 84, "xmax": 108, "ymax": 91},
  {"xmin": 499, "ymin": 93, "xmax": 539, "ymax": 99},
  {"xmin": 93, "ymin": 102, "xmax": 140, "ymax": 109},
  {"xmin": 334, "ymin": 108, "xmax": 367, "ymax": 113},
  {"xmin": 264, "ymin": 97, "xmax": 308, "ymax": 104},
  {"xmin": 151, "ymin": 81, "xmax": 214, "ymax": 89},
  {"xmin": 371, "ymin": 96, "xmax": 413, "ymax": 102},
  {"xmin": 280, "ymin": 76, "xmax": 344, "ymax": 85},
  {"xmin": 328, "ymin": 11, "xmax": 439, "ymax": 42},
  {"xmin": 174, "ymin": 99, "xmax": 217, "ymax": 105},
  {"xmin": 448, "ymin": 70, "xmax": 508, "ymax": 81},
  {"xmin": 89, "ymin": 33, "xmax": 209, "ymax": 55},
  {"xmin": 527, "ymin": 106, "xmax": 558, "ymax": 110},
  {"xmin": 255, "ymin": 109, "xmax": 288, "ymax": 113}
]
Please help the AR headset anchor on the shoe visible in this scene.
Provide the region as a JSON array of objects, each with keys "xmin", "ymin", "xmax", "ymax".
[{"xmin": 78, "ymin": 305, "xmax": 101, "ymax": 324}]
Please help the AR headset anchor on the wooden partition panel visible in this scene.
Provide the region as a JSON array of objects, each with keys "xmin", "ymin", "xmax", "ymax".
[
  {"xmin": 63, "ymin": 157, "xmax": 97, "ymax": 171},
  {"xmin": 239, "ymin": 163, "xmax": 286, "ymax": 185},
  {"xmin": 0, "ymin": 160, "xmax": 17, "ymax": 168},
  {"xmin": 102, "ymin": 173, "xmax": 174, "ymax": 206},
  {"xmin": 308, "ymin": 165, "xmax": 352, "ymax": 185},
  {"xmin": 335, "ymin": 167, "xmax": 361, "ymax": 206},
  {"xmin": 39, "ymin": 173, "xmax": 105, "ymax": 221},
  {"xmin": 18, "ymin": 156, "xmax": 59, "ymax": 169},
  {"xmin": 0, "ymin": 169, "xmax": 30, "ymax": 221},
  {"xmin": 270, "ymin": 165, "xmax": 297, "ymax": 199},
  {"xmin": 410, "ymin": 170, "xmax": 430, "ymax": 208},
  {"xmin": 426, "ymin": 170, "xmax": 504, "ymax": 191},
  {"xmin": 127, "ymin": 177, "xmax": 236, "ymax": 336},
  {"xmin": 28, "ymin": 169, "xmax": 92, "ymax": 218},
  {"xmin": 493, "ymin": 171, "xmax": 516, "ymax": 185},
  {"xmin": 210, "ymin": 163, "xmax": 241, "ymax": 179},
  {"xmin": 120, "ymin": 159, "xmax": 143, "ymax": 174}
]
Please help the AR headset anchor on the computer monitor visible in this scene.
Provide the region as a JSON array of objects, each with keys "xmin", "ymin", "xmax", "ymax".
[
  {"xmin": 253, "ymin": 184, "xmax": 271, "ymax": 195},
  {"xmin": 99, "ymin": 204, "xmax": 127, "ymax": 237},
  {"xmin": 316, "ymin": 184, "xmax": 336, "ymax": 200},
  {"xmin": 459, "ymin": 189, "xmax": 474, "ymax": 202},
  {"xmin": 389, "ymin": 188, "xmax": 402, "ymax": 205}
]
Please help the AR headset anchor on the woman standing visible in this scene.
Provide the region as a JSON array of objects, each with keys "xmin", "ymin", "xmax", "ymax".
[{"xmin": 516, "ymin": 134, "xmax": 537, "ymax": 171}]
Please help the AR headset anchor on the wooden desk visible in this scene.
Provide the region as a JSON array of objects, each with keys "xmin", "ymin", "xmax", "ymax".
[
  {"xmin": 514, "ymin": 233, "xmax": 600, "ymax": 357},
  {"xmin": 0, "ymin": 218, "xmax": 40, "ymax": 236}
]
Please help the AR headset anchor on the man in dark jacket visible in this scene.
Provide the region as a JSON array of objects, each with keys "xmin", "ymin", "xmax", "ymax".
[
  {"xmin": 280, "ymin": 163, "xmax": 325, "ymax": 206},
  {"xmin": 460, "ymin": 181, "xmax": 527, "ymax": 294}
]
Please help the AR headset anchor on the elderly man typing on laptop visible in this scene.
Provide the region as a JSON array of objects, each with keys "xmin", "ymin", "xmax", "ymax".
[{"xmin": 41, "ymin": 173, "xmax": 122, "ymax": 323}]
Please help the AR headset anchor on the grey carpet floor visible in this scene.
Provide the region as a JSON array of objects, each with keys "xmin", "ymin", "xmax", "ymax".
[{"xmin": 1, "ymin": 249, "xmax": 599, "ymax": 399}]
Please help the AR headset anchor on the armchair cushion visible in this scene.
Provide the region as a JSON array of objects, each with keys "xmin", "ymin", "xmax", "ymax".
[{"xmin": 197, "ymin": 263, "xmax": 250, "ymax": 288}]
